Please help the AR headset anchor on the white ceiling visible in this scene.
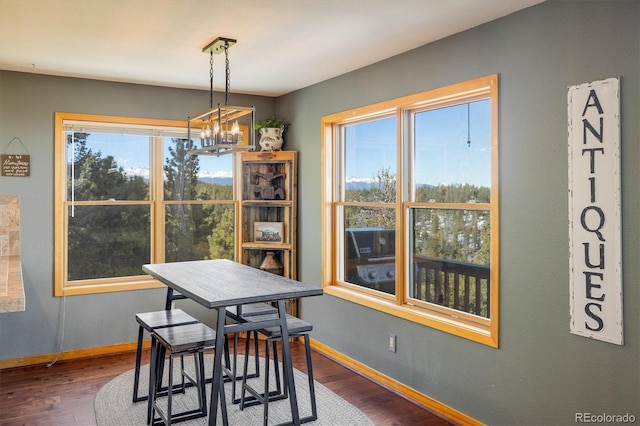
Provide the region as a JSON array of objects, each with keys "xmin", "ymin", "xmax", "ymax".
[{"xmin": 0, "ymin": 0, "xmax": 544, "ymax": 97}]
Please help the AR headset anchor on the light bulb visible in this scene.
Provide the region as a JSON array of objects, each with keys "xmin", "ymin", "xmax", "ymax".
[{"xmin": 232, "ymin": 120, "xmax": 239, "ymax": 134}]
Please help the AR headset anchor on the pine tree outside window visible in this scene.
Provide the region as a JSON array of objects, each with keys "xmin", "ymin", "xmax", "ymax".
[{"xmin": 54, "ymin": 113, "xmax": 237, "ymax": 295}]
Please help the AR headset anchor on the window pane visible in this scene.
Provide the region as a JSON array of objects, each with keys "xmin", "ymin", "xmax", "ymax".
[
  {"xmin": 67, "ymin": 205, "xmax": 151, "ymax": 280},
  {"xmin": 163, "ymin": 138, "xmax": 234, "ymax": 201},
  {"xmin": 413, "ymin": 100, "xmax": 491, "ymax": 203},
  {"xmin": 321, "ymin": 75, "xmax": 498, "ymax": 345},
  {"xmin": 408, "ymin": 207, "xmax": 490, "ymax": 317},
  {"xmin": 344, "ymin": 117, "xmax": 397, "ymax": 203},
  {"xmin": 342, "ymin": 206, "xmax": 396, "ymax": 295},
  {"xmin": 66, "ymin": 132, "xmax": 150, "ymax": 201},
  {"xmin": 343, "ymin": 205, "xmax": 396, "ymax": 230},
  {"xmin": 165, "ymin": 204, "xmax": 235, "ymax": 262}
]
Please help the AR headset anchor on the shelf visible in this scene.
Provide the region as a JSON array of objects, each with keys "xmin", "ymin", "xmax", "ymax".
[
  {"xmin": 241, "ymin": 242, "xmax": 292, "ymax": 250},
  {"xmin": 236, "ymin": 150, "xmax": 298, "ymax": 316},
  {"xmin": 241, "ymin": 200, "xmax": 293, "ymax": 207}
]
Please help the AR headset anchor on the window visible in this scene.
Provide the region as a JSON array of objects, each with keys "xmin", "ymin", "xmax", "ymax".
[
  {"xmin": 54, "ymin": 113, "xmax": 238, "ymax": 295},
  {"xmin": 321, "ymin": 75, "xmax": 499, "ymax": 346}
]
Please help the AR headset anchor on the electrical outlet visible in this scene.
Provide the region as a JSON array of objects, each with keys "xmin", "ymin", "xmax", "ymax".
[{"xmin": 388, "ymin": 333, "xmax": 396, "ymax": 353}]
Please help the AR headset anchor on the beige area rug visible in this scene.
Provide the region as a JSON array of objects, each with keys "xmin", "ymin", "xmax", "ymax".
[{"xmin": 95, "ymin": 354, "xmax": 373, "ymax": 425}]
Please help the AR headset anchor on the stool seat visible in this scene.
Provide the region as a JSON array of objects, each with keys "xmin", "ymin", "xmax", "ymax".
[
  {"xmin": 136, "ymin": 309, "xmax": 199, "ymax": 331},
  {"xmin": 225, "ymin": 302, "xmax": 278, "ymax": 322},
  {"xmin": 153, "ymin": 321, "xmax": 217, "ymax": 351},
  {"xmin": 133, "ymin": 309, "xmax": 198, "ymax": 403},
  {"xmin": 245, "ymin": 312, "xmax": 313, "ymax": 337}
]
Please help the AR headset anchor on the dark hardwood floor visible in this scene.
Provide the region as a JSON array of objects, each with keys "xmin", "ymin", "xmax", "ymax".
[{"xmin": 0, "ymin": 339, "xmax": 451, "ymax": 425}]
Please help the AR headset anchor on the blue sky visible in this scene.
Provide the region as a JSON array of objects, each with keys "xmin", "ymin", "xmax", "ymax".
[
  {"xmin": 345, "ymin": 99, "xmax": 491, "ymax": 188},
  {"xmin": 71, "ymin": 133, "xmax": 234, "ymax": 180},
  {"xmin": 73, "ymin": 99, "xmax": 490, "ymax": 187}
]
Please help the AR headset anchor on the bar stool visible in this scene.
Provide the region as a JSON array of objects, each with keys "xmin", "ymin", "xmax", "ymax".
[
  {"xmin": 225, "ymin": 302, "xmax": 278, "ymax": 403},
  {"xmin": 239, "ymin": 313, "xmax": 317, "ymax": 425},
  {"xmin": 149, "ymin": 322, "xmax": 225, "ymax": 426},
  {"xmin": 133, "ymin": 309, "xmax": 199, "ymax": 403}
]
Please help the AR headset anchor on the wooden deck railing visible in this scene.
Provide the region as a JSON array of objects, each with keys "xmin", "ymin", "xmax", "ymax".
[{"xmin": 412, "ymin": 255, "xmax": 490, "ymax": 318}]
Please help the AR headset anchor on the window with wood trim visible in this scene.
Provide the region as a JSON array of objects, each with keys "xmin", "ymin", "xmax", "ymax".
[
  {"xmin": 54, "ymin": 113, "xmax": 237, "ymax": 295},
  {"xmin": 321, "ymin": 75, "xmax": 499, "ymax": 346}
]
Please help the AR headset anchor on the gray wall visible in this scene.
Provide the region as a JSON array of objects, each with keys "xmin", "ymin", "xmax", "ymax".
[
  {"xmin": 0, "ymin": 1, "xmax": 638, "ymax": 424},
  {"xmin": 280, "ymin": 1, "xmax": 639, "ymax": 425},
  {"xmin": 0, "ymin": 72, "xmax": 276, "ymax": 357}
]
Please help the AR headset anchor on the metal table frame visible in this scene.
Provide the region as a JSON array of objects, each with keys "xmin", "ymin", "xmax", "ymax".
[{"xmin": 143, "ymin": 259, "xmax": 322, "ymax": 426}]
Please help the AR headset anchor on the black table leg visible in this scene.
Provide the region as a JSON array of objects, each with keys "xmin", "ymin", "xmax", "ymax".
[
  {"xmin": 277, "ymin": 299, "xmax": 300, "ymax": 425},
  {"xmin": 164, "ymin": 288, "xmax": 175, "ymax": 310},
  {"xmin": 209, "ymin": 307, "xmax": 228, "ymax": 426},
  {"xmin": 154, "ymin": 287, "xmax": 175, "ymax": 397}
]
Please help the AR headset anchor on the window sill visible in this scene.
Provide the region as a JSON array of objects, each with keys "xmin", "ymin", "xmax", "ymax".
[
  {"xmin": 56, "ymin": 276, "xmax": 164, "ymax": 296},
  {"xmin": 324, "ymin": 285, "xmax": 498, "ymax": 347}
]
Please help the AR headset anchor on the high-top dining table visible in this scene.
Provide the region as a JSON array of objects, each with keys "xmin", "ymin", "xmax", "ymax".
[{"xmin": 142, "ymin": 259, "xmax": 323, "ymax": 426}]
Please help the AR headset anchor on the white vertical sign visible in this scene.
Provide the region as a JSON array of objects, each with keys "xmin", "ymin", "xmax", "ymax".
[{"xmin": 568, "ymin": 77, "xmax": 623, "ymax": 345}]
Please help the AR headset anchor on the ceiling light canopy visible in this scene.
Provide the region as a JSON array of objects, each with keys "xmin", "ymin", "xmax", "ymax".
[{"xmin": 188, "ymin": 37, "xmax": 255, "ymax": 156}]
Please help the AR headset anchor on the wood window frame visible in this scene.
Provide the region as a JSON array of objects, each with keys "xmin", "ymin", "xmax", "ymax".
[
  {"xmin": 53, "ymin": 112, "xmax": 239, "ymax": 296},
  {"xmin": 321, "ymin": 75, "xmax": 499, "ymax": 347}
]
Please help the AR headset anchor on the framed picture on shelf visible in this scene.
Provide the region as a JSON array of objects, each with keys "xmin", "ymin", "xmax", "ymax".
[{"xmin": 253, "ymin": 222, "xmax": 284, "ymax": 243}]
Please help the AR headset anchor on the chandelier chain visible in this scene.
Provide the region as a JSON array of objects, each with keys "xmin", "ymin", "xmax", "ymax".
[
  {"xmin": 209, "ymin": 52, "xmax": 214, "ymax": 109},
  {"xmin": 224, "ymin": 42, "xmax": 231, "ymax": 106}
]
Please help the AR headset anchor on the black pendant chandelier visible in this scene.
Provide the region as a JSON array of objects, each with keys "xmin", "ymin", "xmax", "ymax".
[{"xmin": 188, "ymin": 37, "xmax": 256, "ymax": 156}]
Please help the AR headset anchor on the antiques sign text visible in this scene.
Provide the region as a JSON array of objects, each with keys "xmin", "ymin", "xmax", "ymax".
[{"xmin": 568, "ymin": 77, "xmax": 623, "ymax": 345}]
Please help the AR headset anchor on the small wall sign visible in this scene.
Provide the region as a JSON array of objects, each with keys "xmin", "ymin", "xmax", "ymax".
[
  {"xmin": 568, "ymin": 77, "xmax": 623, "ymax": 345},
  {"xmin": 1, "ymin": 137, "xmax": 31, "ymax": 177},
  {"xmin": 1, "ymin": 154, "xmax": 31, "ymax": 177}
]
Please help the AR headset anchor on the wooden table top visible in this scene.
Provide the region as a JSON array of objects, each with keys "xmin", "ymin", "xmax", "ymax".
[{"xmin": 142, "ymin": 259, "xmax": 322, "ymax": 308}]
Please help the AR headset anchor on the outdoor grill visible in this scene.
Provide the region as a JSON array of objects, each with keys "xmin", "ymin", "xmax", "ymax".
[{"xmin": 345, "ymin": 228, "xmax": 396, "ymax": 294}]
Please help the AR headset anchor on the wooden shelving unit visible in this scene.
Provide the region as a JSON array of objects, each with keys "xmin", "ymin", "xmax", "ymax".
[{"xmin": 236, "ymin": 150, "xmax": 298, "ymax": 315}]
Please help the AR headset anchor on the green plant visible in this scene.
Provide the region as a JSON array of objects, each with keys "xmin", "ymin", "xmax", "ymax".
[{"xmin": 255, "ymin": 115, "xmax": 289, "ymax": 130}]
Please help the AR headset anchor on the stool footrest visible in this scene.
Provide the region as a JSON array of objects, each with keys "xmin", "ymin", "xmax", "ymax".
[{"xmin": 152, "ymin": 407, "xmax": 208, "ymax": 426}]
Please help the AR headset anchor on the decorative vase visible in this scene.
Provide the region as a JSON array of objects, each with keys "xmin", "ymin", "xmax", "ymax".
[
  {"xmin": 260, "ymin": 251, "xmax": 284, "ymax": 275},
  {"xmin": 258, "ymin": 127, "xmax": 284, "ymax": 151}
]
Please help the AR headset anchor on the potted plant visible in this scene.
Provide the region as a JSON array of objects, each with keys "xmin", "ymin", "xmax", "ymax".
[
  {"xmin": 256, "ymin": 115, "xmax": 289, "ymax": 131},
  {"xmin": 256, "ymin": 115, "xmax": 289, "ymax": 151}
]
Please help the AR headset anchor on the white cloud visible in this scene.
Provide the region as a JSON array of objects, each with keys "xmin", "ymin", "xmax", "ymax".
[
  {"xmin": 124, "ymin": 166, "xmax": 149, "ymax": 179},
  {"xmin": 346, "ymin": 176, "xmax": 375, "ymax": 184},
  {"xmin": 199, "ymin": 170, "xmax": 232, "ymax": 179}
]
